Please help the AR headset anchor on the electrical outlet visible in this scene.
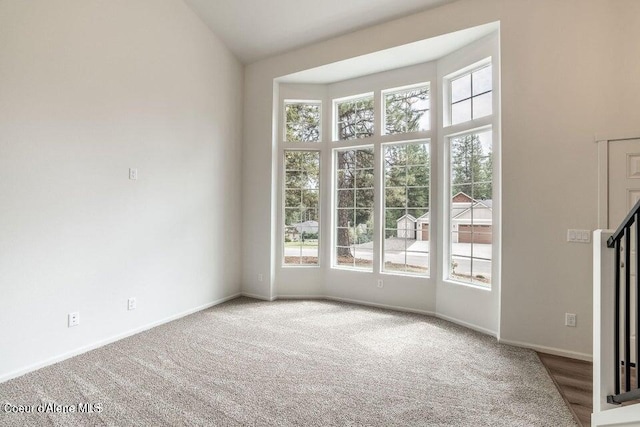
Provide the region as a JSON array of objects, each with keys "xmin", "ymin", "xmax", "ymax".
[
  {"xmin": 68, "ymin": 312, "xmax": 80, "ymax": 327},
  {"xmin": 258, "ymin": 273, "xmax": 263, "ymax": 282},
  {"xmin": 128, "ymin": 298, "xmax": 137, "ymax": 311},
  {"xmin": 377, "ymin": 279, "xmax": 384, "ymax": 288},
  {"xmin": 565, "ymin": 313, "xmax": 576, "ymax": 327},
  {"xmin": 129, "ymin": 168, "xmax": 138, "ymax": 180}
]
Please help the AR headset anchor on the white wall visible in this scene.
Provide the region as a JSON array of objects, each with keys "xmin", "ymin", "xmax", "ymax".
[
  {"xmin": 0, "ymin": 0, "xmax": 244, "ymax": 381},
  {"xmin": 242, "ymin": 0, "xmax": 640, "ymax": 358}
]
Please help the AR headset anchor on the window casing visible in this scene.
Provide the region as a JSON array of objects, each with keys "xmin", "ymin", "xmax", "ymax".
[
  {"xmin": 334, "ymin": 147, "xmax": 374, "ymax": 270},
  {"xmin": 277, "ymin": 51, "xmax": 498, "ymax": 289},
  {"xmin": 448, "ymin": 130, "xmax": 493, "ymax": 286},
  {"xmin": 283, "ymin": 151, "xmax": 321, "ymax": 266},
  {"xmin": 444, "ymin": 58, "xmax": 496, "ymax": 287},
  {"xmin": 383, "ymin": 141, "xmax": 430, "ymax": 275}
]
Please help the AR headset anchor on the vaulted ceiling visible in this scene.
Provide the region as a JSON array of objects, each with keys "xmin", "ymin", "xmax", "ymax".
[{"xmin": 183, "ymin": 0, "xmax": 459, "ymax": 63}]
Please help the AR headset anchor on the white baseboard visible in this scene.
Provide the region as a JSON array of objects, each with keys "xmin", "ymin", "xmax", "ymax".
[
  {"xmin": 275, "ymin": 294, "xmax": 326, "ymax": 300},
  {"xmin": 499, "ymin": 338, "xmax": 593, "ymax": 362},
  {"xmin": 324, "ymin": 295, "xmax": 436, "ymax": 316},
  {"xmin": 241, "ymin": 292, "xmax": 274, "ymax": 301},
  {"xmin": 242, "ymin": 293, "xmax": 435, "ymax": 316},
  {"xmin": 0, "ymin": 292, "xmax": 242, "ymax": 384},
  {"xmin": 436, "ymin": 312, "xmax": 497, "ymax": 337}
]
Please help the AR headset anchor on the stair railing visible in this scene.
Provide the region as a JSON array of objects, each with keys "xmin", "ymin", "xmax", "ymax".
[{"xmin": 606, "ymin": 199, "xmax": 640, "ymax": 404}]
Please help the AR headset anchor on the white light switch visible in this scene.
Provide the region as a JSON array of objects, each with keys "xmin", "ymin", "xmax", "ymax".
[
  {"xmin": 129, "ymin": 168, "xmax": 138, "ymax": 180},
  {"xmin": 567, "ymin": 229, "xmax": 591, "ymax": 243}
]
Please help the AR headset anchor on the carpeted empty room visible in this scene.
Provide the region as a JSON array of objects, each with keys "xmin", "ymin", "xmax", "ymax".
[
  {"xmin": 0, "ymin": 298, "xmax": 576, "ymax": 426},
  {"xmin": 8, "ymin": 1, "xmax": 640, "ymax": 425}
]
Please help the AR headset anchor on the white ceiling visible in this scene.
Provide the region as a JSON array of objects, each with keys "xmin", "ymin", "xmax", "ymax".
[{"xmin": 183, "ymin": 0, "xmax": 459, "ymax": 64}]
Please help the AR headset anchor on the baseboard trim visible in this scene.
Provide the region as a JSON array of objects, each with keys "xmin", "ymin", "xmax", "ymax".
[
  {"xmin": 436, "ymin": 312, "xmax": 497, "ymax": 337},
  {"xmin": 0, "ymin": 292, "xmax": 242, "ymax": 384},
  {"xmin": 498, "ymin": 338, "xmax": 593, "ymax": 362},
  {"xmin": 324, "ymin": 295, "xmax": 436, "ymax": 316},
  {"xmin": 276, "ymin": 294, "xmax": 327, "ymax": 300},
  {"xmin": 242, "ymin": 293, "xmax": 435, "ymax": 316},
  {"xmin": 241, "ymin": 292, "xmax": 274, "ymax": 301}
]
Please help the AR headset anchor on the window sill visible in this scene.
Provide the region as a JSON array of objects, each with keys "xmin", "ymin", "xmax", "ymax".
[{"xmin": 442, "ymin": 278, "xmax": 492, "ymax": 291}]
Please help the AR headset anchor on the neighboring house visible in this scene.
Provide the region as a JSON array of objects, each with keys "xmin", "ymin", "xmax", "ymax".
[
  {"xmin": 396, "ymin": 214, "xmax": 417, "ymax": 239},
  {"xmin": 396, "ymin": 192, "xmax": 492, "ymax": 243},
  {"xmin": 416, "ymin": 212, "xmax": 430, "ymax": 241},
  {"xmin": 286, "ymin": 220, "xmax": 319, "ymax": 241}
]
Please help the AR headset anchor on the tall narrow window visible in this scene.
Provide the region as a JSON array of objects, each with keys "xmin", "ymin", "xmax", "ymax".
[
  {"xmin": 449, "ymin": 130, "xmax": 493, "ymax": 286},
  {"xmin": 450, "ymin": 64, "xmax": 492, "ymax": 125},
  {"xmin": 335, "ymin": 94, "xmax": 374, "ymax": 141},
  {"xmin": 335, "ymin": 147, "xmax": 374, "ymax": 270},
  {"xmin": 284, "ymin": 101, "xmax": 321, "ymax": 142},
  {"xmin": 383, "ymin": 84, "xmax": 430, "ymax": 134},
  {"xmin": 284, "ymin": 151, "xmax": 320, "ymax": 265},
  {"xmin": 383, "ymin": 141, "xmax": 430, "ymax": 275}
]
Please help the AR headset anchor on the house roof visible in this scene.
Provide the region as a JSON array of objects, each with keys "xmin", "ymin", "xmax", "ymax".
[{"xmin": 396, "ymin": 214, "xmax": 417, "ymax": 223}]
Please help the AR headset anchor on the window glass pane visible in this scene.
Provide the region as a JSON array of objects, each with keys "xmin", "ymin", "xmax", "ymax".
[
  {"xmin": 285, "ymin": 102, "xmax": 321, "ymax": 142},
  {"xmin": 385, "ymin": 209, "xmax": 405, "ymax": 228},
  {"xmin": 472, "ymin": 65, "xmax": 492, "ymax": 96},
  {"xmin": 407, "ymin": 248, "xmax": 429, "ymax": 273},
  {"xmin": 448, "ymin": 131, "xmax": 493, "ymax": 286},
  {"xmin": 285, "ymin": 209, "xmax": 301, "ymax": 226},
  {"xmin": 385, "ymin": 187, "xmax": 406, "ymax": 208},
  {"xmin": 356, "ymin": 148, "xmax": 375, "ymax": 169},
  {"xmin": 283, "ymin": 151, "xmax": 320, "ymax": 266},
  {"xmin": 451, "ymin": 99, "xmax": 471, "ymax": 125},
  {"xmin": 384, "ymin": 144, "xmax": 407, "ymax": 167},
  {"xmin": 472, "ymin": 92, "xmax": 492, "ymax": 120},
  {"xmin": 407, "ymin": 187, "xmax": 429, "ymax": 208},
  {"xmin": 355, "ymin": 169, "xmax": 374, "ymax": 188},
  {"xmin": 337, "ymin": 209, "xmax": 353, "ymax": 227},
  {"xmin": 355, "ymin": 189, "xmax": 374, "ymax": 208},
  {"xmin": 334, "ymin": 147, "xmax": 374, "ymax": 270},
  {"xmin": 449, "ymin": 63, "xmax": 493, "ymax": 126},
  {"xmin": 382, "ymin": 141, "xmax": 430, "ymax": 276},
  {"xmin": 302, "ymin": 190, "xmax": 319, "ymax": 207},
  {"xmin": 285, "ymin": 189, "xmax": 301, "ymax": 208},
  {"xmin": 336, "ymin": 95, "xmax": 374, "ymax": 141},
  {"xmin": 337, "ymin": 190, "xmax": 354, "ymax": 208},
  {"xmin": 407, "ymin": 165, "xmax": 428, "ymax": 187},
  {"xmin": 385, "ymin": 166, "xmax": 406, "ymax": 187},
  {"xmin": 451, "ymin": 74, "xmax": 471, "ymax": 103},
  {"xmin": 384, "ymin": 85, "xmax": 430, "ymax": 134}
]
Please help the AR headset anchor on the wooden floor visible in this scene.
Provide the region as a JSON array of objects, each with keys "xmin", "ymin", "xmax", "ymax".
[{"xmin": 538, "ymin": 352, "xmax": 593, "ymax": 427}]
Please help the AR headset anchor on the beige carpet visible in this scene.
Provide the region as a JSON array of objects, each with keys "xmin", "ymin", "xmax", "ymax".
[{"xmin": 0, "ymin": 297, "xmax": 577, "ymax": 426}]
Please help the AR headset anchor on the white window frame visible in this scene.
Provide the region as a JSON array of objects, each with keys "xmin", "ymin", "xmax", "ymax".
[
  {"xmin": 332, "ymin": 92, "xmax": 375, "ymax": 142},
  {"xmin": 381, "ymin": 138, "xmax": 431, "ymax": 277},
  {"xmin": 441, "ymin": 54, "xmax": 499, "ymax": 290},
  {"xmin": 332, "ymin": 145, "xmax": 375, "ymax": 272},
  {"xmin": 281, "ymin": 149, "xmax": 322, "ymax": 268}
]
